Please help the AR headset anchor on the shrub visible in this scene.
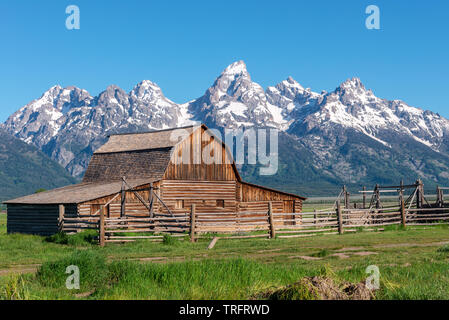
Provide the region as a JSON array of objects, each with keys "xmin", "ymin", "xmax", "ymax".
[
  {"xmin": 437, "ymin": 245, "xmax": 449, "ymax": 253},
  {"xmin": 45, "ymin": 232, "xmax": 69, "ymax": 245},
  {"xmin": 312, "ymin": 249, "xmax": 330, "ymax": 257},
  {"xmin": 45, "ymin": 230, "xmax": 97, "ymax": 246},
  {"xmin": 162, "ymin": 234, "xmax": 177, "ymax": 245}
]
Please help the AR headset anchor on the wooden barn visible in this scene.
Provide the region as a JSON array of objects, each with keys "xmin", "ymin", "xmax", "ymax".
[{"xmin": 4, "ymin": 124, "xmax": 306, "ymax": 235}]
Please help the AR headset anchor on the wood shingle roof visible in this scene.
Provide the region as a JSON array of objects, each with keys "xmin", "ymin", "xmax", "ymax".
[
  {"xmin": 94, "ymin": 125, "xmax": 197, "ymax": 154},
  {"xmin": 82, "ymin": 148, "xmax": 172, "ymax": 183}
]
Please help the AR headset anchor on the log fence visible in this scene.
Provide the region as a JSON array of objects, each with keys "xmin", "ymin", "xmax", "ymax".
[{"xmin": 59, "ymin": 201, "xmax": 449, "ymax": 247}]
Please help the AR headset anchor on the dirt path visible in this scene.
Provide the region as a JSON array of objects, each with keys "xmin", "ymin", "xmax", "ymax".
[
  {"xmin": 0, "ymin": 264, "xmax": 40, "ymax": 276},
  {"xmin": 372, "ymin": 240, "xmax": 449, "ymax": 249}
]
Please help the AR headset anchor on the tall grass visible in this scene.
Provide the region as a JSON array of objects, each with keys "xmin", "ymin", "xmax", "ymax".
[
  {"xmin": 1, "ymin": 251, "xmax": 314, "ymax": 300},
  {"xmin": 2, "ymin": 247, "xmax": 449, "ymax": 299}
]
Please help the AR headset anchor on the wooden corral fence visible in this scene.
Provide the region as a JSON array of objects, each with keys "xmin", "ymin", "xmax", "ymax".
[{"xmin": 60, "ymin": 198, "xmax": 449, "ymax": 247}]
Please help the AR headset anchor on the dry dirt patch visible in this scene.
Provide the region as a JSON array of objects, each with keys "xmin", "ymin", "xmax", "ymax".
[
  {"xmin": 0, "ymin": 264, "xmax": 40, "ymax": 276},
  {"xmin": 335, "ymin": 247, "xmax": 364, "ymax": 252},
  {"xmin": 373, "ymin": 241, "xmax": 449, "ymax": 249},
  {"xmin": 288, "ymin": 255, "xmax": 322, "ymax": 261},
  {"xmin": 330, "ymin": 253, "xmax": 350, "ymax": 259},
  {"xmin": 352, "ymin": 251, "xmax": 378, "ymax": 256},
  {"xmin": 256, "ymin": 248, "xmax": 282, "ymax": 253}
]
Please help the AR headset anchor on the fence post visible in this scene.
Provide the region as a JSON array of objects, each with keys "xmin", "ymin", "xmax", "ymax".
[
  {"xmin": 120, "ymin": 179, "xmax": 126, "ymax": 218},
  {"xmin": 190, "ymin": 204, "xmax": 196, "ymax": 242},
  {"xmin": 268, "ymin": 202, "xmax": 276, "ymax": 239},
  {"xmin": 336, "ymin": 201, "xmax": 343, "ymax": 235},
  {"xmin": 99, "ymin": 205, "xmax": 105, "ymax": 247},
  {"xmin": 58, "ymin": 204, "xmax": 65, "ymax": 232},
  {"xmin": 400, "ymin": 191, "xmax": 406, "ymax": 228},
  {"xmin": 314, "ymin": 209, "xmax": 317, "ymax": 225}
]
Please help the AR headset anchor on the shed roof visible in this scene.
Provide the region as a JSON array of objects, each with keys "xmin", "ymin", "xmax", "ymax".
[
  {"xmin": 240, "ymin": 181, "xmax": 307, "ymax": 200},
  {"xmin": 3, "ymin": 178, "xmax": 153, "ymax": 205}
]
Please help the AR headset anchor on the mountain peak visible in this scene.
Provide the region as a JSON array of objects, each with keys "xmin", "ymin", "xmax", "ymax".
[
  {"xmin": 130, "ymin": 80, "xmax": 166, "ymax": 102},
  {"xmin": 281, "ymin": 76, "xmax": 304, "ymax": 90},
  {"xmin": 49, "ymin": 84, "xmax": 63, "ymax": 91},
  {"xmin": 132, "ymin": 80, "xmax": 161, "ymax": 93},
  {"xmin": 40, "ymin": 85, "xmax": 63, "ymax": 98},
  {"xmin": 338, "ymin": 77, "xmax": 365, "ymax": 90},
  {"xmin": 222, "ymin": 60, "xmax": 248, "ymax": 76},
  {"xmin": 135, "ymin": 79, "xmax": 158, "ymax": 88}
]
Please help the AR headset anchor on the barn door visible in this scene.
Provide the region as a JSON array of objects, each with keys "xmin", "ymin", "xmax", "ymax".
[{"xmin": 283, "ymin": 200, "xmax": 295, "ymax": 225}]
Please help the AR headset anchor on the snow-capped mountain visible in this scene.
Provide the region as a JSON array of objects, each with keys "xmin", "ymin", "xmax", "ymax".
[
  {"xmin": 3, "ymin": 60, "xmax": 449, "ymax": 195},
  {"xmin": 290, "ymin": 77, "xmax": 449, "ymax": 152},
  {"xmin": 188, "ymin": 61, "xmax": 290, "ymax": 129},
  {"xmin": 3, "ymin": 81, "xmax": 194, "ymax": 176},
  {"xmin": 4, "ymin": 85, "xmax": 92, "ymax": 148}
]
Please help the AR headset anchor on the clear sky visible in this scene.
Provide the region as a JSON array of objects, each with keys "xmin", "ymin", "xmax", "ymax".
[{"xmin": 0, "ymin": 0, "xmax": 448, "ymax": 121}]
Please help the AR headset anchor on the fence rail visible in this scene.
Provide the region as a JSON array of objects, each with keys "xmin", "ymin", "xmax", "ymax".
[{"xmin": 60, "ymin": 201, "xmax": 449, "ymax": 246}]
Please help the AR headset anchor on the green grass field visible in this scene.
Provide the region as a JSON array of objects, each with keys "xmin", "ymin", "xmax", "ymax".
[{"xmin": 1, "ymin": 211, "xmax": 449, "ymax": 300}]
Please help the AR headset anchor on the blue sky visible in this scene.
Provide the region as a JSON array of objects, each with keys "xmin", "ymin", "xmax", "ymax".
[{"xmin": 0, "ymin": 0, "xmax": 448, "ymax": 121}]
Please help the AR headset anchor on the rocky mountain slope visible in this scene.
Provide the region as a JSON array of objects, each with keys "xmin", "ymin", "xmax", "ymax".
[{"xmin": 4, "ymin": 61, "xmax": 449, "ymax": 196}]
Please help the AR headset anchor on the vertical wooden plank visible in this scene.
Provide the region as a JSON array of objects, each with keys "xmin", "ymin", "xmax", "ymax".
[
  {"xmin": 120, "ymin": 181, "xmax": 126, "ymax": 218},
  {"xmin": 99, "ymin": 205, "xmax": 105, "ymax": 247},
  {"xmin": 190, "ymin": 204, "xmax": 196, "ymax": 242},
  {"xmin": 418, "ymin": 179, "xmax": 424, "ymax": 208},
  {"xmin": 400, "ymin": 185, "xmax": 406, "ymax": 228},
  {"xmin": 375, "ymin": 184, "xmax": 380, "ymax": 209},
  {"xmin": 58, "ymin": 204, "xmax": 65, "ymax": 232},
  {"xmin": 149, "ymin": 182, "xmax": 154, "ymax": 217},
  {"xmin": 336, "ymin": 201, "xmax": 343, "ymax": 235},
  {"xmin": 268, "ymin": 202, "xmax": 276, "ymax": 239},
  {"xmin": 292, "ymin": 200, "xmax": 296, "ymax": 226}
]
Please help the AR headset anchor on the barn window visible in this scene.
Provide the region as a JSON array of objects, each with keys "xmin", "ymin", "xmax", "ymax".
[
  {"xmin": 175, "ymin": 200, "xmax": 184, "ymax": 209},
  {"xmin": 216, "ymin": 200, "xmax": 225, "ymax": 208}
]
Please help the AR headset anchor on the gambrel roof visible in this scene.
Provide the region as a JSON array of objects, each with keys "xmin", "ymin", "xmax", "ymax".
[{"xmin": 94, "ymin": 125, "xmax": 196, "ymax": 154}]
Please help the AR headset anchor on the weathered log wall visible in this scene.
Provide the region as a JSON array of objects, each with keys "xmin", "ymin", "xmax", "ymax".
[
  {"xmin": 160, "ymin": 180, "xmax": 237, "ymax": 216},
  {"xmin": 7, "ymin": 204, "xmax": 77, "ymax": 235}
]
